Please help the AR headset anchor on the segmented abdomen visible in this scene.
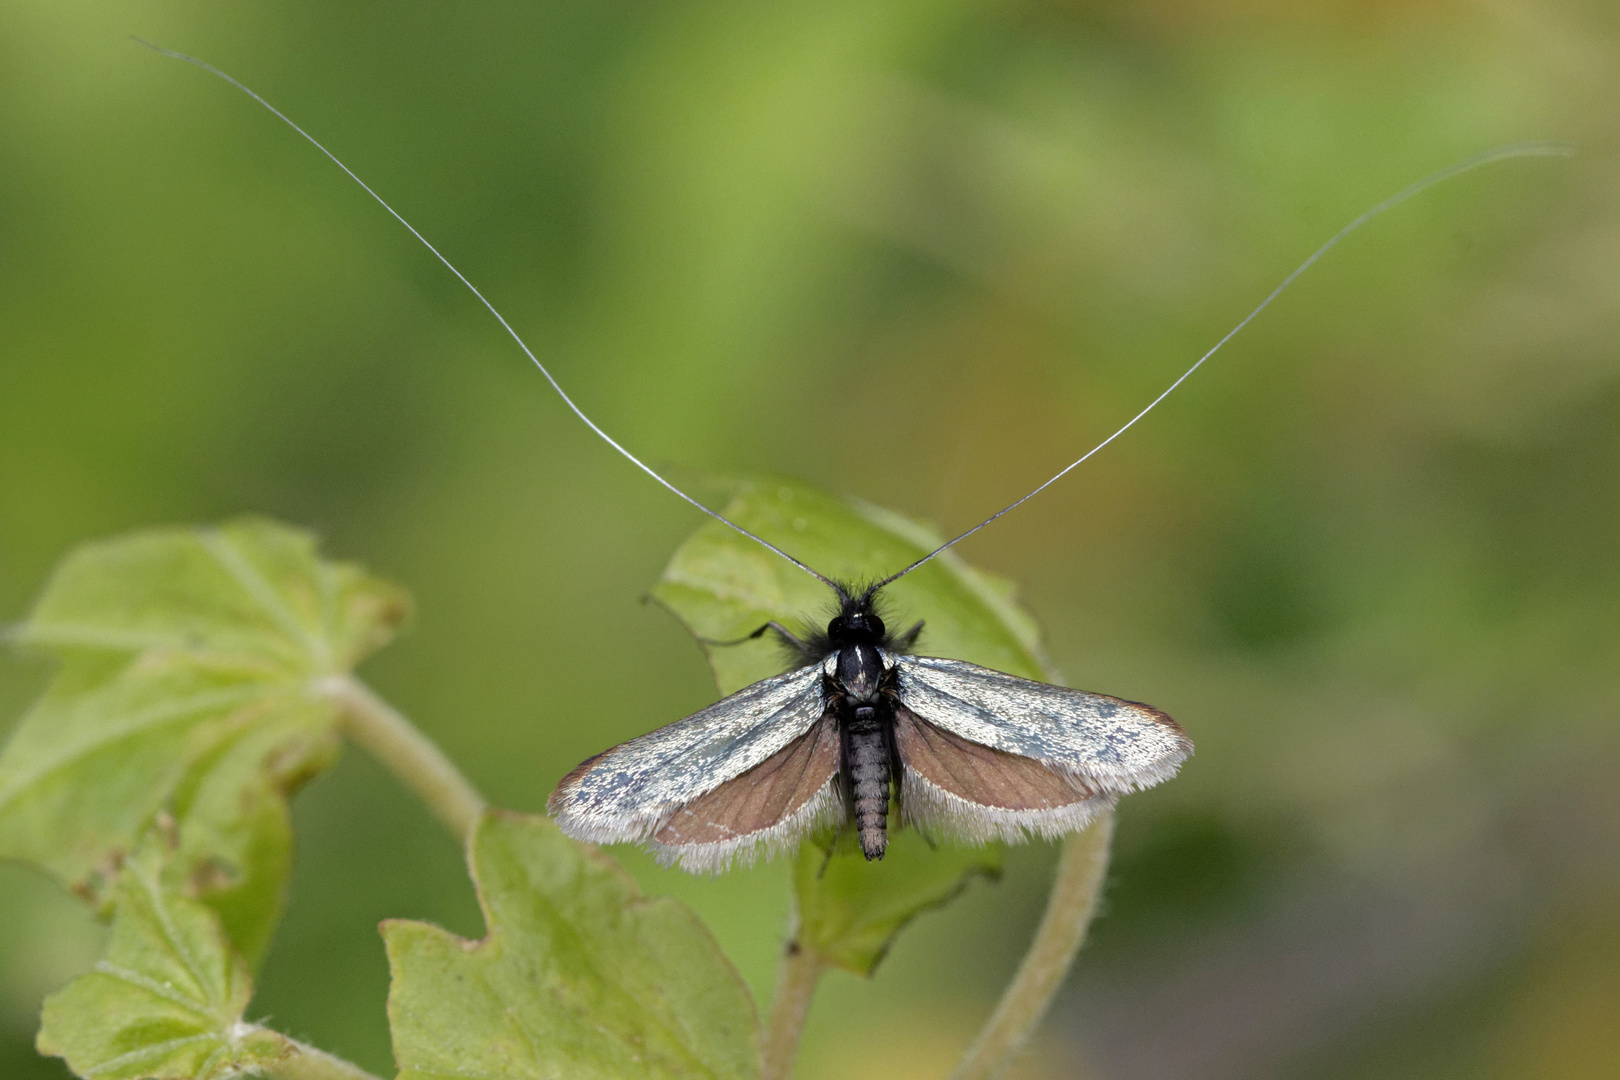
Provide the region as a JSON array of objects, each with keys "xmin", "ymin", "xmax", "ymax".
[{"xmin": 845, "ymin": 716, "xmax": 890, "ymax": 860}]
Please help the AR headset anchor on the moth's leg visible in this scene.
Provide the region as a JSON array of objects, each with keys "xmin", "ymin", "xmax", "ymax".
[
  {"xmin": 647, "ymin": 594, "xmax": 811, "ymax": 653},
  {"xmin": 693, "ymin": 623, "xmax": 770, "ymax": 647},
  {"xmin": 892, "ymin": 620, "xmax": 925, "ymax": 651},
  {"xmin": 697, "ymin": 620, "xmax": 809, "ymax": 652},
  {"xmin": 765, "ymin": 621, "xmax": 815, "ymax": 654}
]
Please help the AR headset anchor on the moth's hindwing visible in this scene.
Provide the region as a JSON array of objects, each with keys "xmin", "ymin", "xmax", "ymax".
[
  {"xmin": 894, "ymin": 704, "xmax": 1114, "ymax": 843},
  {"xmin": 649, "ymin": 712, "xmax": 841, "ymax": 872},
  {"xmin": 892, "ymin": 654, "xmax": 1191, "ymax": 843},
  {"xmin": 547, "ymin": 663, "xmax": 834, "ymax": 872}
]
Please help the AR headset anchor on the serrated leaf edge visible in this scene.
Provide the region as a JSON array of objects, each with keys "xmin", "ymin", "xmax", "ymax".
[{"xmin": 386, "ymin": 812, "xmax": 762, "ymax": 1080}]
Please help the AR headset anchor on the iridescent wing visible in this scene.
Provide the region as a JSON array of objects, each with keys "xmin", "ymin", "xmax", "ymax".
[
  {"xmin": 891, "ymin": 654, "xmax": 1191, "ymax": 843},
  {"xmin": 548, "ymin": 662, "xmax": 839, "ymax": 872}
]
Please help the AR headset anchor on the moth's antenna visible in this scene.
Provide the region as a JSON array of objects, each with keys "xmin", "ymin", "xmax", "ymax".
[
  {"xmin": 871, "ymin": 141, "xmax": 1574, "ymax": 593},
  {"xmin": 136, "ymin": 39, "xmax": 841, "ymax": 591}
]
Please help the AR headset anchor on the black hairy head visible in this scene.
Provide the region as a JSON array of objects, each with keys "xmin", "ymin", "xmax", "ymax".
[{"xmin": 779, "ymin": 580, "xmax": 921, "ymax": 664}]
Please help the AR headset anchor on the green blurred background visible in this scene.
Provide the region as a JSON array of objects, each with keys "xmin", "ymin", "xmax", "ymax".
[{"xmin": 3, "ymin": 2, "xmax": 1617, "ymax": 1078}]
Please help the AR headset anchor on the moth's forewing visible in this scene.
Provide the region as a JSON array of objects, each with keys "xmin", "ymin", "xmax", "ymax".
[
  {"xmin": 894, "ymin": 655, "xmax": 1192, "ymax": 791},
  {"xmin": 547, "ymin": 663, "xmax": 827, "ymax": 851},
  {"xmin": 891, "ymin": 654, "xmax": 1191, "ymax": 843},
  {"xmin": 650, "ymin": 714, "xmax": 841, "ymax": 872}
]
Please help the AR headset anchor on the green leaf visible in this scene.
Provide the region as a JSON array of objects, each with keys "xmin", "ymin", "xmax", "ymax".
[
  {"xmin": 651, "ymin": 477, "xmax": 1050, "ymax": 696},
  {"xmin": 384, "ymin": 812, "xmax": 760, "ymax": 1080},
  {"xmin": 0, "ymin": 518, "xmax": 408, "ymax": 965},
  {"xmin": 652, "ymin": 477, "xmax": 1059, "ymax": 974},
  {"xmin": 793, "ymin": 830, "xmax": 1002, "ymax": 976},
  {"xmin": 36, "ymin": 838, "xmax": 295, "ymax": 1080}
]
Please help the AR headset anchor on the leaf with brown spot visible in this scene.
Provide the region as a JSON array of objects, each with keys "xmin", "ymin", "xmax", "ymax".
[{"xmin": 0, "ymin": 518, "xmax": 408, "ymax": 966}]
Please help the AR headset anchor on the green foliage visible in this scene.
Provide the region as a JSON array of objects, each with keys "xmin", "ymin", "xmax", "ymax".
[
  {"xmin": 7, "ymin": 493, "xmax": 1078, "ymax": 1080},
  {"xmin": 384, "ymin": 812, "xmax": 760, "ymax": 1080},
  {"xmin": 0, "ymin": 518, "xmax": 408, "ymax": 964},
  {"xmin": 792, "ymin": 831, "xmax": 1001, "ymax": 976},
  {"xmin": 653, "ymin": 477, "xmax": 1058, "ymax": 973},
  {"xmin": 36, "ymin": 838, "xmax": 292, "ymax": 1080},
  {"xmin": 7, "ymin": 5, "xmax": 1611, "ymax": 1075},
  {"xmin": 653, "ymin": 478, "xmax": 1051, "ymax": 695}
]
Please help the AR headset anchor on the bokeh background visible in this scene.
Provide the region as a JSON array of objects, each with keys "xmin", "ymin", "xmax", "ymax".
[{"xmin": 3, "ymin": 2, "xmax": 1617, "ymax": 1078}]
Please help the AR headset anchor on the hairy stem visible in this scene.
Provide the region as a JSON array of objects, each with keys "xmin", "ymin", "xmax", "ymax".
[
  {"xmin": 260, "ymin": 1033, "xmax": 386, "ymax": 1080},
  {"xmin": 319, "ymin": 673, "xmax": 488, "ymax": 840},
  {"xmin": 761, "ymin": 926, "xmax": 827, "ymax": 1080},
  {"xmin": 950, "ymin": 813, "xmax": 1114, "ymax": 1080}
]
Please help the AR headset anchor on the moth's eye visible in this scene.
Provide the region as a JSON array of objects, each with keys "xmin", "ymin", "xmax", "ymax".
[
  {"xmin": 827, "ymin": 616, "xmax": 847, "ymax": 636},
  {"xmin": 867, "ymin": 614, "xmax": 887, "ymax": 637}
]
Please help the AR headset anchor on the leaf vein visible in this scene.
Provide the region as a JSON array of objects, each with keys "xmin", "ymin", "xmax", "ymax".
[
  {"xmin": 81, "ymin": 1033, "xmax": 218, "ymax": 1076},
  {"xmin": 136, "ymin": 870, "xmax": 226, "ymax": 1018},
  {"xmin": 94, "ymin": 961, "xmax": 213, "ymax": 1015},
  {"xmin": 199, "ymin": 528, "xmax": 330, "ymax": 669},
  {"xmin": 0, "ymin": 684, "xmax": 280, "ymax": 809},
  {"xmin": 192, "ymin": 1040, "xmax": 234, "ymax": 1080}
]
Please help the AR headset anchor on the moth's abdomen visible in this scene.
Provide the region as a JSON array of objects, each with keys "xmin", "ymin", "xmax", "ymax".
[{"xmin": 844, "ymin": 708, "xmax": 890, "ymax": 860}]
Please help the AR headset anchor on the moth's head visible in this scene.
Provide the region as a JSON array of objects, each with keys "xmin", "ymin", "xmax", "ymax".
[{"xmin": 825, "ymin": 585, "xmax": 886, "ymax": 644}]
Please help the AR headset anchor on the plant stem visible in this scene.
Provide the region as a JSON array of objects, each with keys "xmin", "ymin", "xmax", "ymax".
[
  {"xmin": 261, "ymin": 1033, "xmax": 386, "ymax": 1080},
  {"xmin": 949, "ymin": 813, "xmax": 1114, "ymax": 1080},
  {"xmin": 319, "ymin": 673, "xmax": 487, "ymax": 841},
  {"xmin": 761, "ymin": 929, "xmax": 826, "ymax": 1080}
]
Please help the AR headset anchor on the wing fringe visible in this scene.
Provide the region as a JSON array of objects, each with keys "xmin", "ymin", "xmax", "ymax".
[
  {"xmin": 647, "ymin": 780, "xmax": 844, "ymax": 874},
  {"xmin": 900, "ymin": 768, "xmax": 1116, "ymax": 844}
]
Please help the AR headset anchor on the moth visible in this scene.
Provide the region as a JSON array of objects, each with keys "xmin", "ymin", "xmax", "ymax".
[
  {"xmin": 547, "ymin": 580, "xmax": 1191, "ymax": 871},
  {"xmin": 149, "ymin": 41, "xmax": 1565, "ymax": 872}
]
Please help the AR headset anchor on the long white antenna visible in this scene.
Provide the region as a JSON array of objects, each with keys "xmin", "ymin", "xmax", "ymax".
[
  {"xmin": 138, "ymin": 39, "xmax": 841, "ymax": 591},
  {"xmin": 870, "ymin": 141, "xmax": 1574, "ymax": 593}
]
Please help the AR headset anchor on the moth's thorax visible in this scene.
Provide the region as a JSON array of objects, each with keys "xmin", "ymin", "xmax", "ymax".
[{"xmin": 830, "ymin": 642, "xmax": 890, "ymax": 703}]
